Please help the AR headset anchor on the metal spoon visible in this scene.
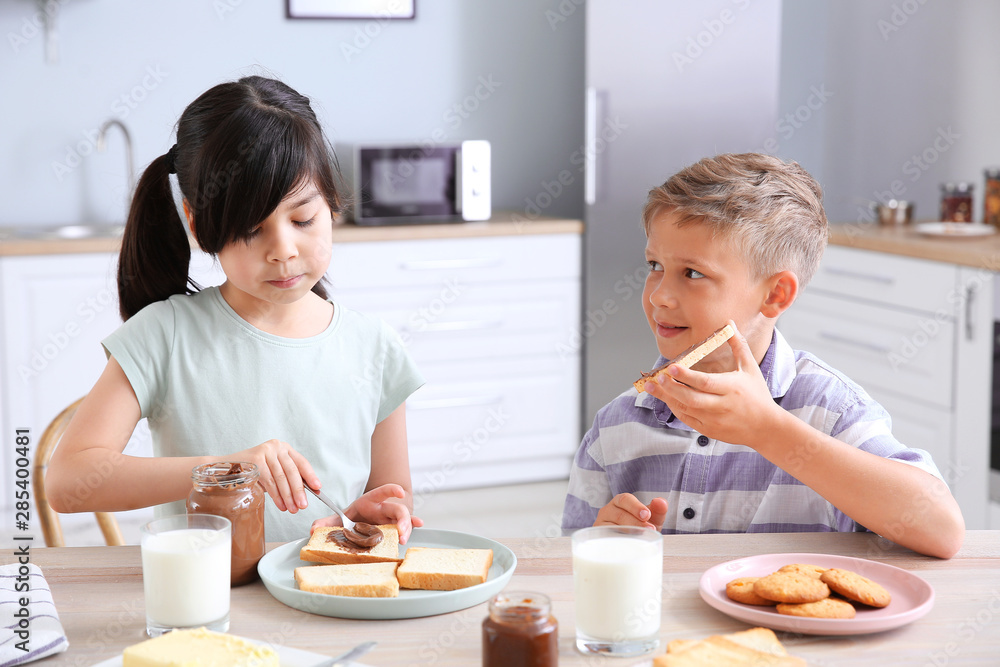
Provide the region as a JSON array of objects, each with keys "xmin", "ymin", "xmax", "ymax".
[{"xmin": 304, "ymin": 484, "xmax": 355, "ymax": 532}]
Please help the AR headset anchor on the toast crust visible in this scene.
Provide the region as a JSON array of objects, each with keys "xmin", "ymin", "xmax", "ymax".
[{"xmin": 634, "ymin": 323, "xmax": 735, "ymax": 393}]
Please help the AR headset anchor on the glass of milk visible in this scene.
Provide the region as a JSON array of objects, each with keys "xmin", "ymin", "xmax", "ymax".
[
  {"xmin": 140, "ymin": 513, "xmax": 231, "ymax": 637},
  {"xmin": 572, "ymin": 525, "xmax": 663, "ymax": 656}
]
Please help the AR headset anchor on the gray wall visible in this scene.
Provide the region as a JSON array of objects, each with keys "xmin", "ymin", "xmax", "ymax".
[
  {"xmin": 778, "ymin": 0, "xmax": 1000, "ymax": 227},
  {"xmin": 0, "ymin": 1, "xmax": 585, "ymax": 226}
]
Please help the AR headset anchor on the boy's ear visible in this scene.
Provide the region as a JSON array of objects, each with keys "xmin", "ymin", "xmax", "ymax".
[{"xmin": 761, "ymin": 270, "xmax": 799, "ymax": 318}]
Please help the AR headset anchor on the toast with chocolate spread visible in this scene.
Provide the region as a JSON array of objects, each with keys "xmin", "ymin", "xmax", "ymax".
[
  {"xmin": 634, "ymin": 323, "xmax": 736, "ymax": 393},
  {"xmin": 299, "ymin": 524, "xmax": 402, "ymax": 565}
]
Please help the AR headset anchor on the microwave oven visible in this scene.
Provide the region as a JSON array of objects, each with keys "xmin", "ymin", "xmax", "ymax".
[{"xmin": 350, "ymin": 140, "xmax": 491, "ymax": 225}]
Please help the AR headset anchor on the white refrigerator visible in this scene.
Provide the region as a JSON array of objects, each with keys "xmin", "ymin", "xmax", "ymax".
[{"xmin": 582, "ymin": 0, "xmax": 785, "ymax": 427}]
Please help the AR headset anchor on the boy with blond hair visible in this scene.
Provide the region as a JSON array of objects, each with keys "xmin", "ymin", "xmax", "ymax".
[{"xmin": 563, "ymin": 153, "xmax": 964, "ymax": 558}]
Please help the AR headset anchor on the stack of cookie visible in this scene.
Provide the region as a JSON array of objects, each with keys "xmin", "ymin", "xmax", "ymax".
[{"xmin": 726, "ymin": 563, "xmax": 891, "ymax": 619}]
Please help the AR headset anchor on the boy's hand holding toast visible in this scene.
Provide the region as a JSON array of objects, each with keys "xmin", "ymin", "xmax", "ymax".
[{"xmin": 643, "ymin": 322, "xmax": 783, "ymax": 450}]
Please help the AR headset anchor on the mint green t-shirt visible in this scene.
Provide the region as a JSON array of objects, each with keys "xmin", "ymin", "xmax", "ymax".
[{"xmin": 103, "ymin": 286, "xmax": 424, "ymax": 542}]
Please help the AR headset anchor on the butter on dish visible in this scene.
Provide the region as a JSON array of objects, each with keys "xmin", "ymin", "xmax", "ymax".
[{"xmin": 122, "ymin": 627, "xmax": 278, "ymax": 667}]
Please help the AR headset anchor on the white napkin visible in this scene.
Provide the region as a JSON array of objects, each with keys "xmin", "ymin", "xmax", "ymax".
[{"xmin": 0, "ymin": 562, "xmax": 69, "ymax": 666}]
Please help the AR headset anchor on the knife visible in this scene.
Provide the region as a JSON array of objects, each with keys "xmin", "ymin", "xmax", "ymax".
[{"xmin": 317, "ymin": 640, "xmax": 376, "ymax": 667}]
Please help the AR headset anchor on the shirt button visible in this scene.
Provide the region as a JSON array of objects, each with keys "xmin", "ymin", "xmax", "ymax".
[
  {"xmin": 697, "ymin": 435, "xmax": 709, "ymax": 446},
  {"xmin": 683, "ymin": 507, "xmax": 696, "ymax": 520}
]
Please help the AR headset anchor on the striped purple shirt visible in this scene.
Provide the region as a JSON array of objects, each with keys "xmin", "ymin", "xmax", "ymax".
[{"xmin": 562, "ymin": 330, "xmax": 943, "ymax": 534}]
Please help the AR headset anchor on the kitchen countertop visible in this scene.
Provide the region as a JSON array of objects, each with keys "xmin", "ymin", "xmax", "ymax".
[
  {"xmin": 829, "ymin": 222, "xmax": 1000, "ymax": 270},
  {"xmin": 0, "ymin": 212, "xmax": 584, "ymax": 257},
  {"xmin": 26, "ymin": 531, "xmax": 1000, "ymax": 666}
]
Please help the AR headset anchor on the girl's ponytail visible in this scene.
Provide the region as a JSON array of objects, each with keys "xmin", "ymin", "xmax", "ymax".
[{"xmin": 117, "ymin": 152, "xmax": 196, "ymax": 320}]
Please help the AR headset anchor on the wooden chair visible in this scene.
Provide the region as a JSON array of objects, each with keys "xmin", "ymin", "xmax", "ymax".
[{"xmin": 33, "ymin": 397, "xmax": 124, "ymax": 547}]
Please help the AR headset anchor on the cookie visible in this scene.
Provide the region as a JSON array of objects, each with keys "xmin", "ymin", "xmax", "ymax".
[
  {"xmin": 725, "ymin": 577, "xmax": 778, "ymax": 606},
  {"xmin": 753, "ymin": 572, "xmax": 830, "ymax": 604},
  {"xmin": 820, "ymin": 568, "xmax": 891, "ymax": 608},
  {"xmin": 777, "ymin": 563, "xmax": 828, "ymax": 580},
  {"xmin": 776, "ymin": 597, "xmax": 856, "ymax": 619}
]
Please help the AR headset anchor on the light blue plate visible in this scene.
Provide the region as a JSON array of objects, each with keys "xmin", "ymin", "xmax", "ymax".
[{"xmin": 258, "ymin": 528, "xmax": 517, "ymax": 620}]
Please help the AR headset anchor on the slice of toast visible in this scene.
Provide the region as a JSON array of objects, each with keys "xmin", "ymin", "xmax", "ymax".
[
  {"xmin": 396, "ymin": 547, "xmax": 493, "ymax": 591},
  {"xmin": 634, "ymin": 323, "xmax": 736, "ymax": 393},
  {"xmin": 665, "ymin": 627, "xmax": 788, "ymax": 656},
  {"xmin": 299, "ymin": 525, "xmax": 401, "ymax": 565},
  {"xmin": 655, "ymin": 627, "xmax": 805, "ymax": 666},
  {"xmin": 294, "ymin": 562, "xmax": 400, "ymax": 598}
]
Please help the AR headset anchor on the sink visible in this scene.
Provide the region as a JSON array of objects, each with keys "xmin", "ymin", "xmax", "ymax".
[{"xmin": 0, "ymin": 224, "xmax": 125, "ymax": 241}]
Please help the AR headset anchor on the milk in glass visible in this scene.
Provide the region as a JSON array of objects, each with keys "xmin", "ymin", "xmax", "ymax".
[
  {"xmin": 141, "ymin": 515, "xmax": 231, "ymax": 635},
  {"xmin": 572, "ymin": 526, "xmax": 662, "ymax": 656}
]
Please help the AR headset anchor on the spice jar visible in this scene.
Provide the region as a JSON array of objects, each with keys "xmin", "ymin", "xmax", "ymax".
[
  {"xmin": 940, "ymin": 182, "xmax": 974, "ymax": 222},
  {"xmin": 187, "ymin": 462, "xmax": 265, "ymax": 586},
  {"xmin": 984, "ymin": 169, "xmax": 1000, "ymax": 228},
  {"xmin": 482, "ymin": 591, "xmax": 558, "ymax": 667}
]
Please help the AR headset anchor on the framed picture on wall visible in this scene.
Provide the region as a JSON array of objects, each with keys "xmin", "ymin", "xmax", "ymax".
[{"xmin": 286, "ymin": 0, "xmax": 415, "ymax": 19}]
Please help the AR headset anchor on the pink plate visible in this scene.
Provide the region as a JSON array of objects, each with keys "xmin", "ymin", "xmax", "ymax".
[{"xmin": 699, "ymin": 552, "xmax": 934, "ymax": 636}]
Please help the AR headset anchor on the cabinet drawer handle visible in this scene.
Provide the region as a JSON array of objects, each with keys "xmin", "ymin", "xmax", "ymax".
[
  {"xmin": 400, "ymin": 258, "xmax": 503, "ymax": 271},
  {"xmin": 409, "ymin": 395, "xmax": 503, "ymax": 410},
  {"xmin": 402, "ymin": 319, "xmax": 502, "ymax": 333},
  {"xmin": 818, "ymin": 331, "xmax": 892, "ymax": 355},
  {"xmin": 823, "ymin": 266, "xmax": 895, "ymax": 285}
]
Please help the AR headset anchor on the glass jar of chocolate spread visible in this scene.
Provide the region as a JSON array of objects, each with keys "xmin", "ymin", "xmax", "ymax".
[
  {"xmin": 187, "ymin": 462, "xmax": 265, "ymax": 586},
  {"xmin": 482, "ymin": 591, "xmax": 558, "ymax": 667},
  {"xmin": 983, "ymin": 168, "xmax": 1000, "ymax": 228},
  {"xmin": 940, "ymin": 182, "xmax": 974, "ymax": 222}
]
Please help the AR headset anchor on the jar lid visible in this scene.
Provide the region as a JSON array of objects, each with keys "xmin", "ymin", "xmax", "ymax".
[
  {"xmin": 985, "ymin": 167, "xmax": 1000, "ymax": 179},
  {"xmin": 489, "ymin": 591, "xmax": 552, "ymax": 620},
  {"xmin": 941, "ymin": 182, "xmax": 974, "ymax": 193}
]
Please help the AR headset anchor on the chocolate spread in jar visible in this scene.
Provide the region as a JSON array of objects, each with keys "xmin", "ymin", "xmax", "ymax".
[
  {"xmin": 482, "ymin": 592, "xmax": 558, "ymax": 667},
  {"xmin": 325, "ymin": 523, "xmax": 384, "ymax": 551},
  {"xmin": 187, "ymin": 462, "xmax": 265, "ymax": 586}
]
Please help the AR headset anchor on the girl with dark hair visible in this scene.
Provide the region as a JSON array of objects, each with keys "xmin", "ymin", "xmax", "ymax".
[{"xmin": 47, "ymin": 76, "xmax": 425, "ymax": 544}]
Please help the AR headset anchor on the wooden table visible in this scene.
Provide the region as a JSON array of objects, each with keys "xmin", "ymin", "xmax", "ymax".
[{"xmin": 21, "ymin": 531, "xmax": 1000, "ymax": 665}]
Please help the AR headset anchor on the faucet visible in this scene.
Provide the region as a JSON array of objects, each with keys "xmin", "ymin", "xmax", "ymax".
[{"xmin": 97, "ymin": 119, "xmax": 136, "ymax": 197}]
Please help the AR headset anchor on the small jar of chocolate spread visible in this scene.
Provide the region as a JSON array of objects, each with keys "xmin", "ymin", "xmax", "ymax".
[
  {"xmin": 187, "ymin": 462, "xmax": 265, "ymax": 586},
  {"xmin": 482, "ymin": 591, "xmax": 558, "ymax": 667}
]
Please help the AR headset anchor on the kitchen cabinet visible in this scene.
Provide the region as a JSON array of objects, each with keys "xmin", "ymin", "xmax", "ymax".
[
  {"xmin": 327, "ymin": 232, "xmax": 582, "ymax": 495},
  {"xmin": 778, "ymin": 244, "xmax": 991, "ymax": 529}
]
